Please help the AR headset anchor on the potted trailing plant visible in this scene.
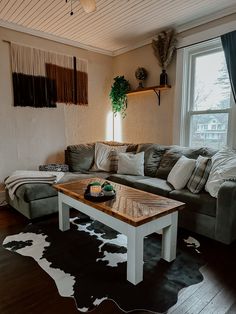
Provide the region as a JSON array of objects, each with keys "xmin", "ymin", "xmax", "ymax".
[
  {"xmin": 152, "ymin": 29, "xmax": 177, "ymax": 86},
  {"xmin": 109, "ymin": 76, "xmax": 130, "ymax": 118}
]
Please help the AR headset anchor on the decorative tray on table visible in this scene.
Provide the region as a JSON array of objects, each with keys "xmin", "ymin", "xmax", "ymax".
[{"xmin": 84, "ymin": 181, "xmax": 116, "ymax": 202}]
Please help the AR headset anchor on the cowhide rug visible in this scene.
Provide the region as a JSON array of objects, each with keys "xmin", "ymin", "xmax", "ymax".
[{"xmin": 2, "ymin": 214, "xmax": 205, "ymax": 313}]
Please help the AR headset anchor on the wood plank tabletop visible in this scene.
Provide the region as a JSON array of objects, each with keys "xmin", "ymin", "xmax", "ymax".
[{"xmin": 54, "ymin": 178, "xmax": 185, "ymax": 226}]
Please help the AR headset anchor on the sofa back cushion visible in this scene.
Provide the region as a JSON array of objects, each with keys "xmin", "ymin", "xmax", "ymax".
[
  {"xmin": 156, "ymin": 146, "xmax": 217, "ymax": 179},
  {"xmin": 66, "ymin": 143, "xmax": 95, "ymax": 172},
  {"xmin": 156, "ymin": 147, "xmax": 182, "ymax": 179},
  {"xmin": 137, "ymin": 144, "xmax": 168, "ymax": 177},
  {"xmin": 66, "ymin": 141, "xmax": 137, "ymax": 173},
  {"xmin": 100, "ymin": 141, "xmax": 138, "ymax": 153}
]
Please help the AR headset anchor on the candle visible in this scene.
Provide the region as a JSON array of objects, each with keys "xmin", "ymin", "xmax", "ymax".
[{"xmin": 90, "ymin": 185, "xmax": 101, "ymax": 197}]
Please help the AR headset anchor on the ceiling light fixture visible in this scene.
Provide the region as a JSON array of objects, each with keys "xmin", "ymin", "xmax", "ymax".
[{"xmin": 66, "ymin": 0, "xmax": 96, "ymax": 15}]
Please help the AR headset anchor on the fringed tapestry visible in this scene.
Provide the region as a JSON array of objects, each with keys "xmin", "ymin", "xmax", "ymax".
[{"xmin": 10, "ymin": 43, "xmax": 88, "ymax": 107}]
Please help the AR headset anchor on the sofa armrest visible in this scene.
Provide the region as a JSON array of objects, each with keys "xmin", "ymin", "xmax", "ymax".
[{"xmin": 215, "ymin": 181, "xmax": 236, "ymax": 244}]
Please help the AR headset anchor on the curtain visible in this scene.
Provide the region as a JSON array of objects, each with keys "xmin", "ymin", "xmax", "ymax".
[
  {"xmin": 10, "ymin": 43, "xmax": 88, "ymax": 107},
  {"xmin": 221, "ymin": 30, "xmax": 236, "ymax": 104}
]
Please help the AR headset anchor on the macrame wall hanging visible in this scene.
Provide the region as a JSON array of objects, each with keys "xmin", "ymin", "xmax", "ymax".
[{"xmin": 10, "ymin": 43, "xmax": 88, "ymax": 108}]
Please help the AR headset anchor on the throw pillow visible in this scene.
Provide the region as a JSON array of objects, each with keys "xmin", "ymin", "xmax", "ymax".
[
  {"xmin": 117, "ymin": 152, "xmax": 145, "ymax": 176},
  {"xmin": 167, "ymin": 156, "xmax": 196, "ymax": 190},
  {"xmin": 187, "ymin": 156, "xmax": 212, "ymax": 194},
  {"xmin": 137, "ymin": 144, "xmax": 168, "ymax": 177},
  {"xmin": 205, "ymin": 147, "xmax": 236, "ymax": 198},
  {"xmin": 92, "ymin": 142, "xmax": 127, "ymax": 172},
  {"xmin": 108, "ymin": 142, "xmax": 138, "ymax": 173}
]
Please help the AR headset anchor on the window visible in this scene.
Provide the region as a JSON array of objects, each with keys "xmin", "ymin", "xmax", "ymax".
[{"xmin": 181, "ymin": 39, "xmax": 234, "ymax": 150}]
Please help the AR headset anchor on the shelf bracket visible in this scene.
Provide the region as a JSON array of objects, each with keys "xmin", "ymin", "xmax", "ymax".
[{"xmin": 153, "ymin": 89, "xmax": 161, "ymax": 106}]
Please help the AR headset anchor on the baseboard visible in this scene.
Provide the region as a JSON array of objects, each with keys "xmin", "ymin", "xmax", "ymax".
[{"xmin": 0, "ymin": 190, "xmax": 6, "ymax": 206}]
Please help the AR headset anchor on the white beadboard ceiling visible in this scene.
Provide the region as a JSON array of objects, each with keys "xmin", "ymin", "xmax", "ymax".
[{"xmin": 0, "ymin": 0, "xmax": 236, "ymax": 55}]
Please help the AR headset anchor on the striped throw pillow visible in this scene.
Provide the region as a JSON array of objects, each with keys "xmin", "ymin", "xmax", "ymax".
[
  {"xmin": 187, "ymin": 156, "xmax": 212, "ymax": 194},
  {"xmin": 109, "ymin": 150, "xmax": 119, "ymax": 173}
]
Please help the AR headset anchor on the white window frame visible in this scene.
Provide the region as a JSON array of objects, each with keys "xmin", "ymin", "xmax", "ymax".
[{"xmin": 180, "ymin": 38, "xmax": 235, "ymax": 148}]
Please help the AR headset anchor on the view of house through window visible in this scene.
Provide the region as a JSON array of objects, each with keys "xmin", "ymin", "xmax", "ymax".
[{"xmin": 183, "ymin": 39, "xmax": 232, "ymax": 149}]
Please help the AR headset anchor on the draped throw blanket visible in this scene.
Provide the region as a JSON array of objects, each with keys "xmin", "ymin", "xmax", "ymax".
[
  {"xmin": 5, "ymin": 170, "xmax": 64, "ymax": 200},
  {"xmin": 221, "ymin": 30, "xmax": 236, "ymax": 104},
  {"xmin": 10, "ymin": 43, "xmax": 88, "ymax": 107}
]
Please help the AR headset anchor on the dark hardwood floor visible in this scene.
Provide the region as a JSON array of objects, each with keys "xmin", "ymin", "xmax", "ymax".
[{"xmin": 0, "ymin": 205, "xmax": 236, "ymax": 314}]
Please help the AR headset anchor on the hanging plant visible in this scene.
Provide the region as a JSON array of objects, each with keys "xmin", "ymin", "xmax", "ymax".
[
  {"xmin": 109, "ymin": 76, "xmax": 130, "ymax": 118},
  {"xmin": 152, "ymin": 28, "xmax": 177, "ymax": 70}
]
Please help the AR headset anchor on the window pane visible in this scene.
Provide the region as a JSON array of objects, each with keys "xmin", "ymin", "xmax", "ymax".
[
  {"xmin": 190, "ymin": 113, "xmax": 228, "ymax": 149},
  {"xmin": 193, "ymin": 51, "xmax": 231, "ymax": 111}
]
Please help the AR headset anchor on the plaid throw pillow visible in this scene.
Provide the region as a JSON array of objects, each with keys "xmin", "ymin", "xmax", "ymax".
[{"xmin": 187, "ymin": 156, "xmax": 212, "ymax": 194}]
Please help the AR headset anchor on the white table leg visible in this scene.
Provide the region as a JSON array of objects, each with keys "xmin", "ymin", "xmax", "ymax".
[
  {"xmin": 59, "ymin": 194, "xmax": 70, "ymax": 231},
  {"xmin": 161, "ymin": 212, "xmax": 178, "ymax": 262},
  {"xmin": 127, "ymin": 228, "xmax": 144, "ymax": 285}
]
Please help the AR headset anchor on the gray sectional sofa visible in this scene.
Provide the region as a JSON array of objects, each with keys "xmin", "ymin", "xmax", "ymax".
[{"xmin": 6, "ymin": 141, "xmax": 236, "ymax": 245}]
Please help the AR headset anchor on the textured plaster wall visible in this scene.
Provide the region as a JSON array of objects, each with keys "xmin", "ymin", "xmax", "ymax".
[
  {"xmin": 112, "ymin": 44, "xmax": 176, "ymax": 144},
  {"xmin": 0, "ymin": 27, "xmax": 113, "ymax": 184}
]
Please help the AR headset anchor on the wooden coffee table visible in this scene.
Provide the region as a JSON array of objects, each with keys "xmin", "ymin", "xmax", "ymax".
[{"xmin": 54, "ymin": 178, "xmax": 185, "ymax": 285}]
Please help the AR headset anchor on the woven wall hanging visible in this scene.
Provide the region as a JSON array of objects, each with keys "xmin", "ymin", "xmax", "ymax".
[{"xmin": 10, "ymin": 43, "xmax": 88, "ymax": 108}]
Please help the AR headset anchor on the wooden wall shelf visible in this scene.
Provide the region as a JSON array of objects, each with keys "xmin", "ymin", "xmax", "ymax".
[{"xmin": 127, "ymin": 85, "xmax": 171, "ymax": 106}]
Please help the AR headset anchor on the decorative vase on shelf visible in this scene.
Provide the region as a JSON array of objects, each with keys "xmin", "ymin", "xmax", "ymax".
[
  {"xmin": 160, "ymin": 69, "xmax": 168, "ymax": 86},
  {"xmin": 135, "ymin": 67, "xmax": 148, "ymax": 89},
  {"xmin": 138, "ymin": 80, "xmax": 144, "ymax": 88}
]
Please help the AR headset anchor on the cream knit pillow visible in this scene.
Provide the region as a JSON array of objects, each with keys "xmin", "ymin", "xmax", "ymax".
[{"xmin": 167, "ymin": 156, "xmax": 196, "ymax": 190}]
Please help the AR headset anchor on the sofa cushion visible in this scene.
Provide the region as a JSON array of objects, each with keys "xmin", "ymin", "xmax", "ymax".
[
  {"xmin": 14, "ymin": 172, "xmax": 111, "ymax": 202},
  {"xmin": 134, "ymin": 178, "xmax": 174, "ymax": 197},
  {"xmin": 108, "ymin": 174, "xmax": 149, "ymax": 187},
  {"xmin": 156, "ymin": 146, "xmax": 217, "ymax": 179},
  {"xmin": 59, "ymin": 172, "xmax": 110, "ymax": 182},
  {"xmin": 14, "ymin": 173, "xmax": 81, "ymax": 202},
  {"xmin": 182, "ymin": 147, "xmax": 217, "ymax": 159},
  {"xmin": 156, "ymin": 146, "xmax": 182, "ymax": 179},
  {"xmin": 126, "ymin": 144, "xmax": 139, "ymax": 153},
  {"xmin": 66, "ymin": 143, "xmax": 95, "ymax": 172},
  {"xmin": 87, "ymin": 171, "xmax": 111, "ymax": 179},
  {"xmin": 15, "ymin": 183, "xmax": 58, "ymax": 202},
  {"xmin": 137, "ymin": 144, "xmax": 168, "ymax": 177},
  {"xmin": 169, "ymin": 189, "xmax": 216, "ymax": 217}
]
